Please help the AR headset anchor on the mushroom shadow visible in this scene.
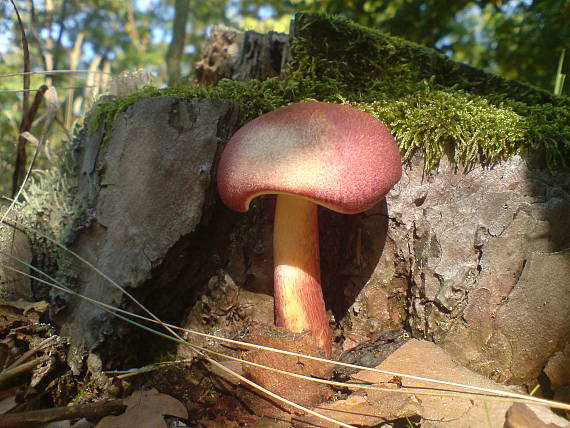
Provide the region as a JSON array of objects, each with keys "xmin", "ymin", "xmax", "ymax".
[
  {"xmin": 320, "ymin": 198, "xmax": 389, "ymax": 326},
  {"xmin": 233, "ymin": 196, "xmax": 390, "ymax": 333}
]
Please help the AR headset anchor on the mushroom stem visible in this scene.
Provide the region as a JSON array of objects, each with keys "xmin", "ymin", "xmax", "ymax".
[{"xmin": 273, "ymin": 194, "xmax": 332, "ymax": 357}]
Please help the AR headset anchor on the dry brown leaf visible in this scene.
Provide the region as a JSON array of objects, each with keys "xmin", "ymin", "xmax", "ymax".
[
  {"xmin": 95, "ymin": 388, "xmax": 187, "ymax": 428},
  {"xmin": 505, "ymin": 403, "xmax": 570, "ymax": 428},
  {"xmin": 297, "ymin": 339, "xmax": 519, "ymax": 428},
  {"xmin": 0, "ymin": 300, "xmax": 49, "ymax": 332}
]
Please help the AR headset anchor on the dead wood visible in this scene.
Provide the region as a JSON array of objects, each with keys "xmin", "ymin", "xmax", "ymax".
[{"xmin": 0, "ymin": 399, "xmax": 125, "ymax": 428}]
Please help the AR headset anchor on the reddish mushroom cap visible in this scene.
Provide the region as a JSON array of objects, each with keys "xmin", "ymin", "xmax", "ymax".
[{"xmin": 217, "ymin": 101, "xmax": 402, "ymax": 214}]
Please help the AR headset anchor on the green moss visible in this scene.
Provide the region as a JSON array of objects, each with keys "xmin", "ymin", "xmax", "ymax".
[
  {"xmin": 358, "ymin": 85, "xmax": 529, "ymax": 169},
  {"xmin": 90, "ymin": 12, "xmax": 569, "ymax": 171},
  {"xmin": 289, "ymin": 13, "xmax": 569, "ymax": 108}
]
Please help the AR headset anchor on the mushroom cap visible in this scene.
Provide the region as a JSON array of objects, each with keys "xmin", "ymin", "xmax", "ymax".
[{"xmin": 217, "ymin": 101, "xmax": 402, "ymax": 214}]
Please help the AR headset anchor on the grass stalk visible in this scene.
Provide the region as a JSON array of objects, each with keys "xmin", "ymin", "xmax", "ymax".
[
  {"xmin": 2, "ymin": 243, "xmax": 570, "ymax": 413},
  {"xmin": 554, "ymin": 49, "xmax": 566, "ymax": 96}
]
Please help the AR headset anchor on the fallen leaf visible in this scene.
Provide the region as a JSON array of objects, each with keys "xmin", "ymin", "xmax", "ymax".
[
  {"xmin": 505, "ymin": 403, "xmax": 570, "ymax": 428},
  {"xmin": 0, "ymin": 300, "xmax": 49, "ymax": 332},
  {"xmin": 95, "ymin": 388, "xmax": 187, "ymax": 428},
  {"xmin": 297, "ymin": 339, "xmax": 520, "ymax": 428}
]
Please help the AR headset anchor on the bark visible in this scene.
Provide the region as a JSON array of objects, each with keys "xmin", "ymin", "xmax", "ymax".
[
  {"xmin": 55, "ymin": 97, "xmax": 241, "ymax": 372},
  {"xmin": 195, "ymin": 26, "xmax": 290, "ymax": 84}
]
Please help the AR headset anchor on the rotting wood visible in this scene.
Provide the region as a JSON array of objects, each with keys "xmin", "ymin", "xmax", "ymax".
[{"xmin": 195, "ymin": 26, "xmax": 290, "ymax": 84}]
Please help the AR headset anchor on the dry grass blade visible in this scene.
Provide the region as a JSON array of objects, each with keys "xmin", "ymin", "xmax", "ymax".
[
  {"xmin": 0, "ymin": 245, "xmax": 356, "ymax": 428},
  {"xmin": 0, "ymin": 86, "xmax": 97, "ymax": 94},
  {"xmin": 2, "ymin": 87, "xmax": 57, "ymax": 223},
  {"xmin": 0, "ymin": 218, "xmax": 183, "ymax": 342},
  {"xmin": 2, "ymin": 251, "xmax": 570, "ymax": 414},
  {"xmin": 19, "ymin": 86, "xmax": 48, "ymax": 132},
  {"xmin": 12, "ymin": 85, "xmax": 48, "ymax": 196},
  {"xmin": 204, "ymin": 355, "xmax": 357, "ymax": 428},
  {"xmin": 6, "ymin": 261, "xmax": 570, "ymax": 424},
  {"xmin": 3, "ymin": 217, "xmax": 570, "ymax": 418},
  {"xmin": 0, "ymin": 69, "xmax": 114, "ymax": 79},
  {"xmin": 8, "ymin": 0, "xmax": 30, "ymax": 112},
  {"xmin": 9, "ymin": 0, "xmax": 33, "ymax": 198},
  {"xmin": 102, "ymin": 354, "xmax": 550, "ymax": 410},
  {"xmin": 6, "ymin": 336, "xmax": 57, "ymax": 370},
  {"xmin": 177, "ymin": 331, "xmax": 570, "ymax": 412},
  {"xmin": 3, "ymin": 220, "xmax": 570, "ymax": 417},
  {"xmin": 106, "ymin": 360, "xmax": 193, "ymax": 379},
  {"xmin": 0, "ymin": 356, "xmax": 50, "ymax": 386}
]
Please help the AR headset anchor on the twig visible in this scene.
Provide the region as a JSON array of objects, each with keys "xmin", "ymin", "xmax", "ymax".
[
  {"xmin": 12, "ymin": 85, "xmax": 48, "ymax": 197},
  {"xmin": 9, "ymin": 0, "xmax": 30, "ymax": 113},
  {"xmin": 0, "ymin": 399, "xmax": 126, "ymax": 428},
  {"xmin": 0, "ymin": 69, "xmax": 113, "ymax": 78},
  {"xmin": 105, "ymin": 359, "xmax": 193, "ymax": 380},
  {"xmin": 0, "ymin": 86, "xmax": 97, "ymax": 94},
  {"xmin": 0, "ymin": 356, "xmax": 50, "ymax": 386},
  {"xmin": 6, "ymin": 336, "xmax": 57, "ymax": 370}
]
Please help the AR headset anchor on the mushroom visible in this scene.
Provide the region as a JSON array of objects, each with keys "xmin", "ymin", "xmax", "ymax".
[{"xmin": 217, "ymin": 101, "xmax": 402, "ymax": 357}]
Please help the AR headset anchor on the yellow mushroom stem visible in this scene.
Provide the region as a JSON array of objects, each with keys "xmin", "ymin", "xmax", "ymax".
[{"xmin": 273, "ymin": 194, "xmax": 332, "ymax": 357}]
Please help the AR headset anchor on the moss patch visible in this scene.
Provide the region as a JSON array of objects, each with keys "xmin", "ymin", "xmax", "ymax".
[
  {"xmin": 358, "ymin": 86, "xmax": 528, "ymax": 169},
  {"xmin": 289, "ymin": 13, "xmax": 569, "ymax": 108},
  {"xmin": 90, "ymin": 12, "xmax": 569, "ymax": 170}
]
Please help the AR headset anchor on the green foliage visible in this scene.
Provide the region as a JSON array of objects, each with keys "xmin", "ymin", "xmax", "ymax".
[
  {"xmin": 289, "ymin": 13, "xmax": 569, "ymax": 107},
  {"xmin": 289, "ymin": 0, "xmax": 486, "ymax": 47},
  {"xmin": 481, "ymin": 0, "xmax": 570, "ymax": 95},
  {"xmin": 513, "ymin": 102, "xmax": 570, "ymax": 168},
  {"xmin": 286, "ymin": 0, "xmax": 570, "ymax": 97}
]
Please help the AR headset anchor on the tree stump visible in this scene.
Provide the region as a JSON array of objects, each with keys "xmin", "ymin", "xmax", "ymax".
[{"xmin": 53, "ymin": 97, "xmax": 240, "ymax": 372}]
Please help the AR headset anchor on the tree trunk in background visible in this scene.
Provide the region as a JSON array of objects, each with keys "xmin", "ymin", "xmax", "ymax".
[{"xmin": 166, "ymin": 0, "xmax": 191, "ymax": 85}]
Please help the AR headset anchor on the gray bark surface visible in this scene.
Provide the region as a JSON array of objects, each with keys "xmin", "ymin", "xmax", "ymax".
[
  {"xmin": 0, "ymin": 205, "xmax": 33, "ymax": 301},
  {"xmin": 384, "ymin": 154, "xmax": 570, "ymax": 386},
  {"xmin": 56, "ymin": 97, "xmax": 240, "ymax": 371}
]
